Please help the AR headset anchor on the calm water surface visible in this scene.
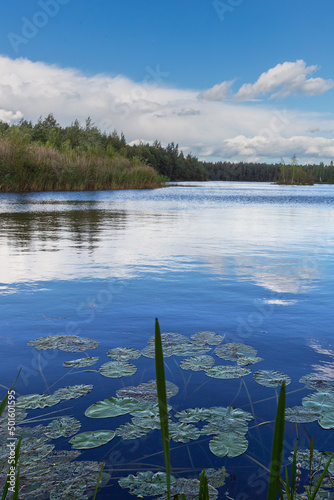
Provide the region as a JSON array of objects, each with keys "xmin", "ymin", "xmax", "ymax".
[{"xmin": 1, "ymin": 182, "xmax": 334, "ymax": 498}]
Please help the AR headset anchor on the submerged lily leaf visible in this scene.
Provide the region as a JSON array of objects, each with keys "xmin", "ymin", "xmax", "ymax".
[
  {"xmin": 203, "ymin": 467, "xmax": 229, "ymax": 488},
  {"xmin": 168, "ymin": 478, "xmax": 218, "ymax": 500},
  {"xmin": 302, "ymin": 392, "xmax": 334, "ymax": 412},
  {"xmin": 209, "ymin": 431, "xmax": 248, "ymax": 457},
  {"xmin": 318, "ymin": 410, "xmax": 334, "ymax": 429},
  {"xmin": 119, "ymin": 471, "xmax": 176, "ymax": 496},
  {"xmin": 169, "ymin": 422, "xmax": 201, "ymax": 443},
  {"xmin": 180, "ymin": 355, "xmax": 215, "ymax": 371},
  {"xmin": 215, "ymin": 343, "xmax": 257, "ymax": 362},
  {"xmin": 206, "ymin": 366, "xmax": 251, "ymax": 379},
  {"xmin": 53, "ymin": 384, "xmax": 93, "ymax": 400},
  {"xmin": 28, "ymin": 335, "xmax": 99, "ymax": 352},
  {"xmin": 175, "ymin": 406, "xmax": 253, "ymax": 424},
  {"xmin": 254, "ymin": 370, "xmax": 291, "ymax": 387},
  {"xmin": 107, "ymin": 347, "xmax": 141, "ymax": 361},
  {"xmin": 116, "ymin": 380, "xmax": 179, "ymax": 403},
  {"xmin": 299, "ymin": 373, "xmax": 334, "ymax": 392},
  {"xmin": 50, "ymin": 478, "xmax": 88, "ymax": 500},
  {"xmin": 191, "ymin": 331, "xmax": 224, "ymax": 346},
  {"xmin": 285, "ymin": 406, "xmax": 320, "ymax": 423},
  {"xmin": 69, "ymin": 430, "xmax": 115, "ymax": 449},
  {"xmin": 44, "ymin": 417, "xmax": 81, "ymax": 439},
  {"xmin": 63, "ymin": 357, "xmax": 99, "ymax": 368},
  {"xmin": 85, "ymin": 397, "xmax": 143, "ymax": 418},
  {"xmin": 99, "ymin": 361, "xmax": 137, "ymax": 378},
  {"xmin": 16, "ymin": 393, "xmax": 60, "ymax": 410}
]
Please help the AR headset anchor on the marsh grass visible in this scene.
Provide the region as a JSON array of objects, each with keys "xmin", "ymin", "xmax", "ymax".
[{"xmin": 0, "ymin": 137, "xmax": 166, "ymax": 192}]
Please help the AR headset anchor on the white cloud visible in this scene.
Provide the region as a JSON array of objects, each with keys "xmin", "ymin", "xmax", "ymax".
[
  {"xmin": 0, "ymin": 55, "xmax": 334, "ymax": 163},
  {"xmin": 235, "ymin": 60, "xmax": 334, "ymax": 101},
  {"xmin": 198, "ymin": 80, "xmax": 234, "ymax": 101}
]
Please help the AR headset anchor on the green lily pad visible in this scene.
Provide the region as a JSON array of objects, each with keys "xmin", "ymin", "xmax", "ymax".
[
  {"xmin": 175, "ymin": 406, "xmax": 253, "ymax": 424},
  {"xmin": 254, "ymin": 370, "xmax": 291, "ymax": 387},
  {"xmin": 191, "ymin": 332, "xmax": 224, "ymax": 346},
  {"xmin": 50, "ymin": 478, "xmax": 88, "ymax": 500},
  {"xmin": 318, "ymin": 410, "xmax": 334, "ymax": 429},
  {"xmin": 203, "ymin": 468, "xmax": 229, "ymax": 488},
  {"xmin": 169, "ymin": 422, "xmax": 201, "ymax": 443},
  {"xmin": 215, "ymin": 343, "xmax": 258, "ymax": 362},
  {"xmin": 285, "ymin": 406, "xmax": 320, "ymax": 423},
  {"xmin": 53, "ymin": 384, "xmax": 93, "ymax": 400},
  {"xmin": 236, "ymin": 355, "xmax": 263, "ymax": 367},
  {"xmin": 180, "ymin": 355, "xmax": 215, "ymax": 371},
  {"xmin": 302, "ymin": 392, "xmax": 334, "ymax": 412},
  {"xmin": 107, "ymin": 347, "xmax": 141, "ymax": 361},
  {"xmin": 85, "ymin": 397, "xmax": 143, "ymax": 418},
  {"xmin": 16, "ymin": 394, "xmax": 60, "ymax": 410},
  {"xmin": 209, "ymin": 431, "xmax": 248, "ymax": 457},
  {"xmin": 115, "ymin": 422, "xmax": 153, "ymax": 440},
  {"xmin": 63, "ymin": 357, "xmax": 99, "ymax": 368},
  {"xmin": 44, "ymin": 417, "xmax": 81, "ymax": 439},
  {"xmin": 169, "ymin": 478, "xmax": 219, "ymax": 500},
  {"xmin": 147, "ymin": 332, "xmax": 190, "ymax": 346},
  {"xmin": 206, "ymin": 366, "xmax": 251, "ymax": 379},
  {"xmin": 116, "ymin": 380, "xmax": 179, "ymax": 403},
  {"xmin": 99, "ymin": 361, "xmax": 137, "ymax": 378},
  {"xmin": 299, "ymin": 373, "xmax": 334, "ymax": 392},
  {"xmin": 119, "ymin": 471, "xmax": 176, "ymax": 496},
  {"xmin": 172, "ymin": 343, "xmax": 212, "ymax": 356},
  {"xmin": 69, "ymin": 430, "xmax": 115, "ymax": 449},
  {"xmin": 28, "ymin": 335, "xmax": 99, "ymax": 352}
]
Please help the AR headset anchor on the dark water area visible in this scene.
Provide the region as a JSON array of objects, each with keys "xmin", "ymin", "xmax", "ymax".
[{"xmin": 0, "ymin": 182, "xmax": 334, "ymax": 499}]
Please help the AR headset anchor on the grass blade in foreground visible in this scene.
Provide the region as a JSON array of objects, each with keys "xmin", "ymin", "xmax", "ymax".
[
  {"xmin": 198, "ymin": 470, "xmax": 210, "ymax": 500},
  {"xmin": 1, "ymin": 435, "xmax": 22, "ymax": 500},
  {"xmin": 155, "ymin": 318, "xmax": 171, "ymax": 500},
  {"xmin": 267, "ymin": 381, "xmax": 286, "ymax": 500},
  {"xmin": 92, "ymin": 461, "xmax": 105, "ymax": 500}
]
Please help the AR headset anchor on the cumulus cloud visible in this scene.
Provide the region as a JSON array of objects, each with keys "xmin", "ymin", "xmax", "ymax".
[
  {"xmin": 0, "ymin": 55, "xmax": 334, "ymax": 163},
  {"xmin": 198, "ymin": 80, "xmax": 234, "ymax": 101},
  {"xmin": 234, "ymin": 60, "xmax": 334, "ymax": 101}
]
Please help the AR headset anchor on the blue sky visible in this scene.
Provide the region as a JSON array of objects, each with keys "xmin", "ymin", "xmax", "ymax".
[{"xmin": 0, "ymin": 0, "xmax": 334, "ymax": 163}]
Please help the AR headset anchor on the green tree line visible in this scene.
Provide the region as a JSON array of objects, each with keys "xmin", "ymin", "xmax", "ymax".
[{"xmin": 1, "ymin": 114, "xmax": 334, "ymax": 186}]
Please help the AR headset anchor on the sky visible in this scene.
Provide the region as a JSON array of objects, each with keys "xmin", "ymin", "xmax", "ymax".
[{"xmin": 0, "ymin": 0, "xmax": 334, "ymax": 164}]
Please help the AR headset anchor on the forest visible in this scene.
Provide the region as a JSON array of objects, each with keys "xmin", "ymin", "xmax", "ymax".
[{"xmin": 0, "ymin": 114, "xmax": 334, "ymax": 190}]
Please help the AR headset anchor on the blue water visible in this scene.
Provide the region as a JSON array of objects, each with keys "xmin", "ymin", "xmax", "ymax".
[{"xmin": 1, "ymin": 182, "xmax": 334, "ymax": 499}]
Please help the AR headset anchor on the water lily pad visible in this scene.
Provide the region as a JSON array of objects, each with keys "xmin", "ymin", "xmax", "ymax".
[
  {"xmin": 203, "ymin": 468, "xmax": 229, "ymax": 488},
  {"xmin": 299, "ymin": 373, "xmax": 334, "ymax": 392},
  {"xmin": 215, "ymin": 343, "xmax": 258, "ymax": 362},
  {"xmin": 191, "ymin": 332, "xmax": 224, "ymax": 346},
  {"xmin": 119, "ymin": 471, "xmax": 176, "ymax": 496},
  {"xmin": 168, "ymin": 478, "xmax": 218, "ymax": 500},
  {"xmin": 169, "ymin": 422, "xmax": 201, "ymax": 443},
  {"xmin": 180, "ymin": 355, "xmax": 215, "ymax": 371},
  {"xmin": 172, "ymin": 343, "xmax": 212, "ymax": 356},
  {"xmin": 285, "ymin": 406, "xmax": 320, "ymax": 423},
  {"xmin": 115, "ymin": 422, "xmax": 153, "ymax": 440},
  {"xmin": 53, "ymin": 384, "xmax": 93, "ymax": 400},
  {"xmin": 16, "ymin": 394, "xmax": 60, "ymax": 410},
  {"xmin": 175, "ymin": 406, "xmax": 253, "ymax": 424},
  {"xmin": 236, "ymin": 355, "xmax": 263, "ymax": 367},
  {"xmin": 254, "ymin": 370, "xmax": 291, "ymax": 387},
  {"xmin": 99, "ymin": 361, "xmax": 137, "ymax": 378},
  {"xmin": 44, "ymin": 417, "xmax": 81, "ymax": 439},
  {"xmin": 209, "ymin": 431, "xmax": 248, "ymax": 457},
  {"xmin": 206, "ymin": 366, "xmax": 251, "ymax": 379},
  {"xmin": 147, "ymin": 332, "xmax": 190, "ymax": 346},
  {"xmin": 28, "ymin": 335, "xmax": 99, "ymax": 352},
  {"xmin": 50, "ymin": 478, "xmax": 88, "ymax": 500},
  {"xmin": 107, "ymin": 347, "xmax": 141, "ymax": 361},
  {"xmin": 85, "ymin": 397, "xmax": 143, "ymax": 418},
  {"xmin": 302, "ymin": 392, "xmax": 334, "ymax": 412},
  {"xmin": 69, "ymin": 430, "xmax": 115, "ymax": 449},
  {"xmin": 318, "ymin": 410, "xmax": 334, "ymax": 429},
  {"xmin": 116, "ymin": 380, "xmax": 179, "ymax": 403},
  {"xmin": 63, "ymin": 357, "xmax": 99, "ymax": 368}
]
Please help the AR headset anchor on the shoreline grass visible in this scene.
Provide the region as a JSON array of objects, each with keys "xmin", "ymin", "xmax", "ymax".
[{"xmin": 0, "ymin": 137, "xmax": 166, "ymax": 192}]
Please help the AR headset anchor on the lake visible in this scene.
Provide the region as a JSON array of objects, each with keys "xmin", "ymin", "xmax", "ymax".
[{"xmin": 1, "ymin": 181, "xmax": 334, "ymax": 499}]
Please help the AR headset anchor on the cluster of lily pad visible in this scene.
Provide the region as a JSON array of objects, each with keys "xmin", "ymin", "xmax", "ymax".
[{"xmin": 3, "ymin": 331, "xmax": 332, "ymax": 499}]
